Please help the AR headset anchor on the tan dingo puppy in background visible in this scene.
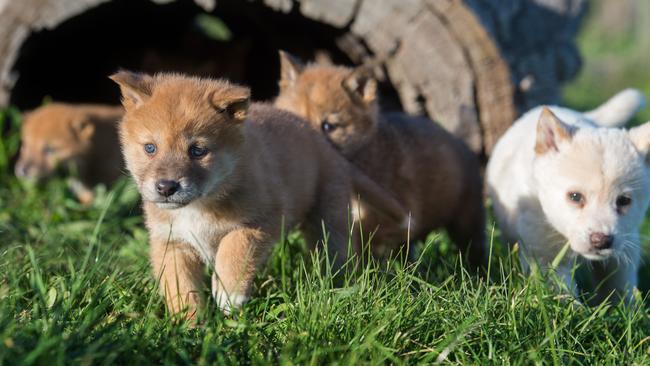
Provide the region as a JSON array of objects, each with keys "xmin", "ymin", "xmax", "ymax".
[
  {"xmin": 487, "ymin": 89, "xmax": 648, "ymax": 303},
  {"xmin": 275, "ymin": 51, "xmax": 486, "ymax": 268},
  {"xmin": 15, "ymin": 103, "xmax": 124, "ymax": 204},
  {"xmin": 111, "ymin": 71, "xmax": 405, "ymax": 317}
]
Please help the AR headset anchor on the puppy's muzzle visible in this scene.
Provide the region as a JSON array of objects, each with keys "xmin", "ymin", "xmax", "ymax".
[
  {"xmin": 14, "ymin": 160, "xmax": 47, "ymax": 181},
  {"xmin": 14, "ymin": 162, "xmax": 31, "ymax": 179}
]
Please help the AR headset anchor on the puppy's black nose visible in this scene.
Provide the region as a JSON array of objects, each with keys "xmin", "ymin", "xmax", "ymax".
[
  {"xmin": 590, "ymin": 232, "xmax": 614, "ymax": 250},
  {"xmin": 156, "ymin": 180, "xmax": 180, "ymax": 197}
]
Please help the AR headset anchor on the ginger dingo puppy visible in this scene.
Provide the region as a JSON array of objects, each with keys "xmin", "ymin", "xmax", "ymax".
[
  {"xmin": 487, "ymin": 89, "xmax": 648, "ymax": 303},
  {"xmin": 15, "ymin": 103, "xmax": 124, "ymax": 204},
  {"xmin": 275, "ymin": 52, "xmax": 486, "ymax": 268},
  {"xmin": 111, "ymin": 70, "xmax": 404, "ymax": 317}
]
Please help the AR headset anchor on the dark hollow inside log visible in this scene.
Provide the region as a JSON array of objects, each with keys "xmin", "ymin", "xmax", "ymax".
[{"xmin": 9, "ymin": 0, "xmax": 403, "ymax": 112}]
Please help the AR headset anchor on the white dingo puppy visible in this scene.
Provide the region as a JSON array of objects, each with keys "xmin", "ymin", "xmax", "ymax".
[{"xmin": 487, "ymin": 89, "xmax": 648, "ymax": 303}]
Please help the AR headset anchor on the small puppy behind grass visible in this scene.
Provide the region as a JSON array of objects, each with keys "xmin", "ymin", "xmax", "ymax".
[
  {"xmin": 15, "ymin": 103, "xmax": 124, "ymax": 204},
  {"xmin": 110, "ymin": 70, "xmax": 406, "ymax": 318},
  {"xmin": 275, "ymin": 51, "xmax": 486, "ymax": 268},
  {"xmin": 487, "ymin": 89, "xmax": 649, "ymax": 303}
]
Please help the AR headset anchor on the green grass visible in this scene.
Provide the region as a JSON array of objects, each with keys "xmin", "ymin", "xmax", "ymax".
[
  {"xmin": 1, "ymin": 106, "xmax": 650, "ymax": 365},
  {"xmin": 3, "ymin": 5, "xmax": 650, "ymax": 360}
]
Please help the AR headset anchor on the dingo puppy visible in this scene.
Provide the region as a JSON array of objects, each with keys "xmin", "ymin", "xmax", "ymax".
[
  {"xmin": 275, "ymin": 51, "xmax": 486, "ymax": 268},
  {"xmin": 111, "ymin": 70, "xmax": 405, "ymax": 317},
  {"xmin": 486, "ymin": 89, "xmax": 648, "ymax": 303},
  {"xmin": 15, "ymin": 103, "xmax": 124, "ymax": 204}
]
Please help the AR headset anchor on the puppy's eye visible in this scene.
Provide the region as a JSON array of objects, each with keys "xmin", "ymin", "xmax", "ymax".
[
  {"xmin": 144, "ymin": 143, "xmax": 157, "ymax": 155},
  {"xmin": 616, "ymin": 195, "xmax": 632, "ymax": 208},
  {"xmin": 189, "ymin": 145, "xmax": 208, "ymax": 159},
  {"xmin": 567, "ymin": 192, "xmax": 585, "ymax": 206},
  {"xmin": 321, "ymin": 120, "xmax": 338, "ymax": 133}
]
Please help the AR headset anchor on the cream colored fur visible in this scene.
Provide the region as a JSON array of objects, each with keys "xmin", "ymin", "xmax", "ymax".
[{"xmin": 487, "ymin": 89, "xmax": 649, "ymax": 303}]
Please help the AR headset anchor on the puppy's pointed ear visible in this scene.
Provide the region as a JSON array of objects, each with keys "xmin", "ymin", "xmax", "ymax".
[
  {"xmin": 109, "ymin": 70, "xmax": 154, "ymax": 109},
  {"xmin": 72, "ymin": 119, "xmax": 95, "ymax": 141},
  {"xmin": 628, "ymin": 121, "xmax": 650, "ymax": 164},
  {"xmin": 535, "ymin": 107, "xmax": 575, "ymax": 155},
  {"xmin": 210, "ymin": 86, "xmax": 251, "ymax": 122},
  {"xmin": 279, "ymin": 50, "xmax": 304, "ymax": 91},
  {"xmin": 342, "ymin": 71, "xmax": 377, "ymax": 106}
]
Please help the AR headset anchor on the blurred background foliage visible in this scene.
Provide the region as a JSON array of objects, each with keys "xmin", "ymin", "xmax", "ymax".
[{"xmin": 564, "ymin": 0, "xmax": 650, "ymax": 123}]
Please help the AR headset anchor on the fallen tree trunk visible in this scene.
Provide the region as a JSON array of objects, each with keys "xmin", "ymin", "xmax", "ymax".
[{"xmin": 0, "ymin": 0, "xmax": 586, "ymax": 157}]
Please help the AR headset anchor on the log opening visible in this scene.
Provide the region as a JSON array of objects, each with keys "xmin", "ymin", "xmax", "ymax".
[
  {"xmin": 1, "ymin": 0, "xmax": 584, "ymax": 158},
  {"xmin": 10, "ymin": 0, "xmax": 392, "ymax": 109}
]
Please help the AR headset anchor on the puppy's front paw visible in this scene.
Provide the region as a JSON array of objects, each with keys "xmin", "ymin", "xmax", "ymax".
[
  {"xmin": 68, "ymin": 179, "xmax": 94, "ymax": 205},
  {"xmin": 213, "ymin": 291, "xmax": 247, "ymax": 315}
]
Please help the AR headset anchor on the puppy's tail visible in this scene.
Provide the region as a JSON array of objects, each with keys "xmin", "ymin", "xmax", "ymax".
[
  {"xmin": 351, "ymin": 168, "xmax": 408, "ymax": 225},
  {"xmin": 585, "ymin": 88, "xmax": 647, "ymax": 128}
]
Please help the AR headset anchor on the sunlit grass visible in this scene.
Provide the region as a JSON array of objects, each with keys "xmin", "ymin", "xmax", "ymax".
[{"xmin": 0, "ymin": 108, "xmax": 648, "ymax": 364}]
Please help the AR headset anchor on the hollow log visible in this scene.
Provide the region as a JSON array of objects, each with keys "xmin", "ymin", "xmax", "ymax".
[{"xmin": 0, "ymin": 0, "xmax": 586, "ymax": 157}]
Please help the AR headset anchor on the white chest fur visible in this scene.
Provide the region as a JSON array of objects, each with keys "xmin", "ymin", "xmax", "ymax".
[{"xmin": 163, "ymin": 204, "xmax": 242, "ymax": 265}]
